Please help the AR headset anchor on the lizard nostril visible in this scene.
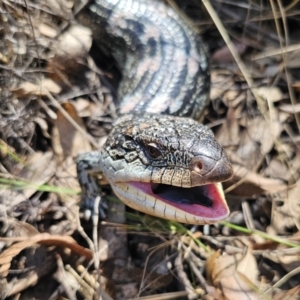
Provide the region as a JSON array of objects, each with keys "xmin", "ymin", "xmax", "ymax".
[
  {"xmin": 189, "ymin": 157, "xmax": 214, "ymax": 175},
  {"xmin": 194, "ymin": 161, "xmax": 203, "ymax": 173}
]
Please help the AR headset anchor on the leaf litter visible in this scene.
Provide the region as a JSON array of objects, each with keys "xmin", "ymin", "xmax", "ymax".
[{"xmin": 0, "ymin": 0, "xmax": 300, "ymax": 299}]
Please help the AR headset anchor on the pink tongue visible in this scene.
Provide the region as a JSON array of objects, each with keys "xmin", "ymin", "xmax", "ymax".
[{"xmin": 129, "ymin": 182, "xmax": 229, "ymax": 219}]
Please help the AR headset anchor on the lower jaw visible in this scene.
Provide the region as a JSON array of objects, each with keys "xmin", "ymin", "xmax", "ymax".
[{"xmin": 113, "ymin": 181, "xmax": 229, "ymax": 223}]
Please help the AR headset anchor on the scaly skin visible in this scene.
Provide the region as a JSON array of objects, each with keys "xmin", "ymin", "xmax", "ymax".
[
  {"xmin": 77, "ymin": 0, "xmax": 209, "ymax": 118},
  {"xmin": 76, "ymin": 0, "xmax": 233, "ymax": 224}
]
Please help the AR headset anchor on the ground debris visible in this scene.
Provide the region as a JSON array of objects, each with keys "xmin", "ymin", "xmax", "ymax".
[{"xmin": 1, "ymin": 0, "xmax": 300, "ymax": 299}]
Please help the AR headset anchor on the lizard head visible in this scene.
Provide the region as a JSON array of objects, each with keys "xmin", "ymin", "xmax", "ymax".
[{"xmin": 101, "ymin": 113, "xmax": 233, "ymax": 224}]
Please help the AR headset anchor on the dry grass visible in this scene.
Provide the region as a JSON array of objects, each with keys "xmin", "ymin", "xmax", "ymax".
[{"xmin": 0, "ymin": 0, "xmax": 300, "ymax": 299}]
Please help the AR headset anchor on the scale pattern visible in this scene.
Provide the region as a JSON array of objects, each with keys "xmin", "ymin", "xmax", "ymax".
[
  {"xmin": 78, "ymin": 0, "xmax": 210, "ymax": 119},
  {"xmin": 76, "ymin": 0, "xmax": 233, "ymax": 224}
]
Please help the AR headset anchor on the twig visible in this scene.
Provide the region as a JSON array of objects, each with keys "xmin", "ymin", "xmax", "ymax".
[
  {"xmin": 264, "ymin": 266, "xmax": 300, "ymax": 294},
  {"xmin": 174, "ymin": 252, "xmax": 199, "ymax": 300},
  {"xmin": 54, "ymin": 254, "xmax": 77, "ymax": 300},
  {"xmin": 65, "ymin": 264, "xmax": 94, "ymax": 300}
]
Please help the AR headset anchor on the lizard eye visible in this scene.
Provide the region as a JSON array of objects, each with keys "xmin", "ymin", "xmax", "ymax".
[{"xmin": 146, "ymin": 143, "xmax": 162, "ymax": 159}]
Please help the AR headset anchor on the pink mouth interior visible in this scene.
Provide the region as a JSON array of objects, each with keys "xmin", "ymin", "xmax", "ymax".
[{"xmin": 129, "ymin": 181, "xmax": 228, "ymax": 219}]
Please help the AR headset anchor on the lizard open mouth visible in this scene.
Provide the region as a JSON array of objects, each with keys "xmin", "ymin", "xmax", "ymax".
[
  {"xmin": 128, "ymin": 181, "xmax": 229, "ymax": 220},
  {"xmin": 151, "ymin": 183, "xmax": 213, "ymax": 207}
]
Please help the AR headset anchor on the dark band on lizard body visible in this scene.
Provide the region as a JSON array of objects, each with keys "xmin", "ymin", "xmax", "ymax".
[
  {"xmin": 78, "ymin": 0, "xmax": 210, "ymax": 119},
  {"xmin": 76, "ymin": 0, "xmax": 233, "ymax": 224}
]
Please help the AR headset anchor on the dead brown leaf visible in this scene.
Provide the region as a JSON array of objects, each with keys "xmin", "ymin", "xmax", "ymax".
[
  {"xmin": 224, "ymin": 164, "xmax": 287, "ymax": 197},
  {"xmin": 12, "ymin": 79, "xmax": 61, "ymax": 97},
  {"xmin": 263, "ymin": 158, "xmax": 291, "ymax": 182},
  {"xmin": 243, "ymin": 115, "xmax": 283, "ymax": 156},
  {"xmin": 56, "ymin": 25, "xmax": 92, "ymax": 57},
  {"xmin": 38, "ymin": 23, "xmax": 57, "ymax": 38},
  {"xmin": 72, "ymin": 98, "xmax": 100, "ymax": 118},
  {"xmin": 253, "ymin": 86, "xmax": 283, "ymax": 103},
  {"xmin": 273, "ymin": 285, "xmax": 300, "ymax": 300},
  {"xmin": 216, "ymin": 105, "xmax": 241, "ymax": 147},
  {"xmin": 206, "ymin": 249, "xmax": 260, "ymax": 300},
  {"xmin": 279, "ymin": 103, "xmax": 300, "ymax": 113},
  {"xmin": 53, "ymin": 102, "xmax": 92, "ymax": 161},
  {"xmin": 52, "ymin": 102, "xmax": 91, "ymax": 210},
  {"xmin": 3, "ymin": 152, "xmax": 56, "ymax": 209},
  {"xmin": 211, "ymin": 42, "xmax": 247, "ymax": 63},
  {"xmin": 44, "ymin": 0, "xmax": 72, "ymax": 17},
  {"xmin": 270, "ymin": 180, "xmax": 300, "ymax": 234},
  {"xmin": 0, "ymin": 52, "xmax": 8, "ymax": 64},
  {"xmin": 210, "ymin": 70, "xmax": 236, "ymax": 102},
  {"xmin": 0, "ymin": 219, "xmax": 39, "ymax": 238},
  {"xmin": 55, "ymin": 103, "xmax": 91, "ymax": 161},
  {"xmin": 276, "ymin": 251, "xmax": 300, "ymax": 274}
]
